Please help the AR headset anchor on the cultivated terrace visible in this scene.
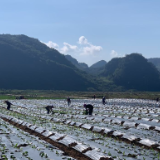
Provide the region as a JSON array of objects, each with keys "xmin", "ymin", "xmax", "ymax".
[{"xmin": 0, "ymin": 98, "xmax": 160, "ymax": 160}]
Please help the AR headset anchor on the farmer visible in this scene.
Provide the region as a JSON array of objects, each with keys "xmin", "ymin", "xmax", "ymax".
[
  {"xmin": 45, "ymin": 105, "xmax": 54, "ymax": 114},
  {"xmin": 102, "ymin": 97, "xmax": 106, "ymax": 105},
  {"xmin": 84, "ymin": 104, "xmax": 94, "ymax": 115},
  {"xmin": 67, "ymin": 97, "xmax": 71, "ymax": 106},
  {"xmin": 4, "ymin": 100, "xmax": 13, "ymax": 110}
]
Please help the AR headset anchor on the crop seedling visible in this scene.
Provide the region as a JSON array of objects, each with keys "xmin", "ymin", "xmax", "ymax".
[
  {"xmin": 22, "ymin": 151, "xmax": 28, "ymax": 156},
  {"xmin": 39, "ymin": 151, "xmax": 45, "ymax": 157},
  {"xmin": 108, "ymin": 151, "xmax": 111, "ymax": 156}
]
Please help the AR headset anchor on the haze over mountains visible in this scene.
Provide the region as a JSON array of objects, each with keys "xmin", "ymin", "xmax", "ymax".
[
  {"xmin": 0, "ymin": 34, "xmax": 160, "ymax": 91},
  {"xmin": 148, "ymin": 58, "xmax": 160, "ymax": 72}
]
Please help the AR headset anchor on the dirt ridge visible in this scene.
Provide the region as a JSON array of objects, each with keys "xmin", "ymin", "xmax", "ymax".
[{"xmin": 0, "ymin": 116, "xmax": 113, "ymax": 160}]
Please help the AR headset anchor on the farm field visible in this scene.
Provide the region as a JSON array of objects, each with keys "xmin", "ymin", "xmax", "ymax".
[{"xmin": 0, "ymin": 98, "xmax": 160, "ymax": 160}]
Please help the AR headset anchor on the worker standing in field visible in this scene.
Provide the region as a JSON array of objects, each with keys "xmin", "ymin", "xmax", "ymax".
[
  {"xmin": 84, "ymin": 104, "xmax": 94, "ymax": 115},
  {"xmin": 102, "ymin": 97, "xmax": 106, "ymax": 105},
  {"xmin": 67, "ymin": 97, "xmax": 71, "ymax": 106},
  {"xmin": 45, "ymin": 105, "xmax": 54, "ymax": 114},
  {"xmin": 4, "ymin": 100, "xmax": 13, "ymax": 110}
]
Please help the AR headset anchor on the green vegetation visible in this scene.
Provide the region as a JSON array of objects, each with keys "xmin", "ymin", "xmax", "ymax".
[{"xmin": 0, "ymin": 90, "xmax": 160, "ymax": 100}]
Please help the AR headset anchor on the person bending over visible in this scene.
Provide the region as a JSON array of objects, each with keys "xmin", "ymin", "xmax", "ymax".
[
  {"xmin": 4, "ymin": 100, "xmax": 13, "ymax": 110},
  {"xmin": 45, "ymin": 105, "xmax": 54, "ymax": 114},
  {"xmin": 84, "ymin": 104, "xmax": 93, "ymax": 115}
]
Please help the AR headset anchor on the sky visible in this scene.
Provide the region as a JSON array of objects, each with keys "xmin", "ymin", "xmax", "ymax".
[{"xmin": 1, "ymin": 0, "xmax": 160, "ymax": 66}]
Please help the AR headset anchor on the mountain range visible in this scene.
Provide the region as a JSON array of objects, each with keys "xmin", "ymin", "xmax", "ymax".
[
  {"xmin": 100, "ymin": 54, "xmax": 160, "ymax": 91},
  {"xmin": 0, "ymin": 34, "xmax": 160, "ymax": 91},
  {"xmin": 0, "ymin": 34, "xmax": 97, "ymax": 91},
  {"xmin": 65, "ymin": 55, "xmax": 107, "ymax": 75},
  {"xmin": 66, "ymin": 55, "xmax": 160, "ymax": 76}
]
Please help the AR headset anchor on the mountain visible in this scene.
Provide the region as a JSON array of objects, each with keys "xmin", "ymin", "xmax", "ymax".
[
  {"xmin": 90, "ymin": 60, "xmax": 107, "ymax": 69},
  {"xmin": 65, "ymin": 55, "xmax": 106, "ymax": 75},
  {"xmin": 148, "ymin": 58, "xmax": 160, "ymax": 72},
  {"xmin": 101, "ymin": 53, "xmax": 160, "ymax": 91},
  {"xmin": 1, "ymin": 34, "xmax": 160, "ymax": 92},
  {"xmin": 0, "ymin": 34, "xmax": 97, "ymax": 91},
  {"xmin": 88, "ymin": 60, "xmax": 107, "ymax": 75},
  {"xmin": 65, "ymin": 55, "xmax": 88, "ymax": 70}
]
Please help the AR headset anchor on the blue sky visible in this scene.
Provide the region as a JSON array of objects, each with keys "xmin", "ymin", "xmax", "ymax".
[{"xmin": 1, "ymin": 0, "xmax": 160, "ymax": 66}]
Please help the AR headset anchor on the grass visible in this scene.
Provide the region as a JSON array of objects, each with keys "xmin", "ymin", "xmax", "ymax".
[
  {"xmin": 0, "ymin": 90, "xmax": 160, "ymax": 100},
  {"xmin": 0, "ymin": 95, "xmax": 16, "ymax": 100}
]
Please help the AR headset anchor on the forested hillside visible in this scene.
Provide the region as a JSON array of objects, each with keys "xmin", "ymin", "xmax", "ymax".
[
  {"xmin": 101, "ymin": 53, "xmax": 160, "ymax": 91},
  {"xmin": 88, "ymin": 60, "xmax": 107, "ymax": 75},
  {"xmin": 65, "ymin": 55, "xmax": 88, "ymax": 71},
  {"xmin": 65, "ymin": 55, "xmax": 106, "ymax": 76},
  {"xmin": 0, "ymin": 34, "xmax": 97, "ymax": 91},
  {"xmin": 0, "ymin": 34, "xmax": 160, "ymax": 91},
  {"xmin": 90, "ymin": 60, "xmax": 107, "ymax": 69}
]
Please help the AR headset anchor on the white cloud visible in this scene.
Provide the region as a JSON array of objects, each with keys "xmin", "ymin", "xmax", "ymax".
[
  {"xmin": 81, "ymin": 44, "xmax": 102, "ymax": 56},
  {"xmin": 63, "ymin": 42, "xmax": 77, "ymax": 50},
  {"xmin": 78, "ymin": 36, "xmax": 102, "ymax": 55},
  {"xmin": 78, "ymin": 36, "xmax": 88, "ymax": 45},
  {"xmin": 60, "ymin": 42, "xmax": 77, "ymax": 54},
  {"xmin": 44, "ymin": 41, "xmax": 59, "ymax": 49},
  {"xmin": 110, "ymin": 50, "xmax": 118, "ymax": 57},
  {"xmin": 43, "ymin": 36, "xmax": 103, "ymax": 58},
  {"xmin": 61, "ymin": 45, "xmax": 69, "ymax": 53}
]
